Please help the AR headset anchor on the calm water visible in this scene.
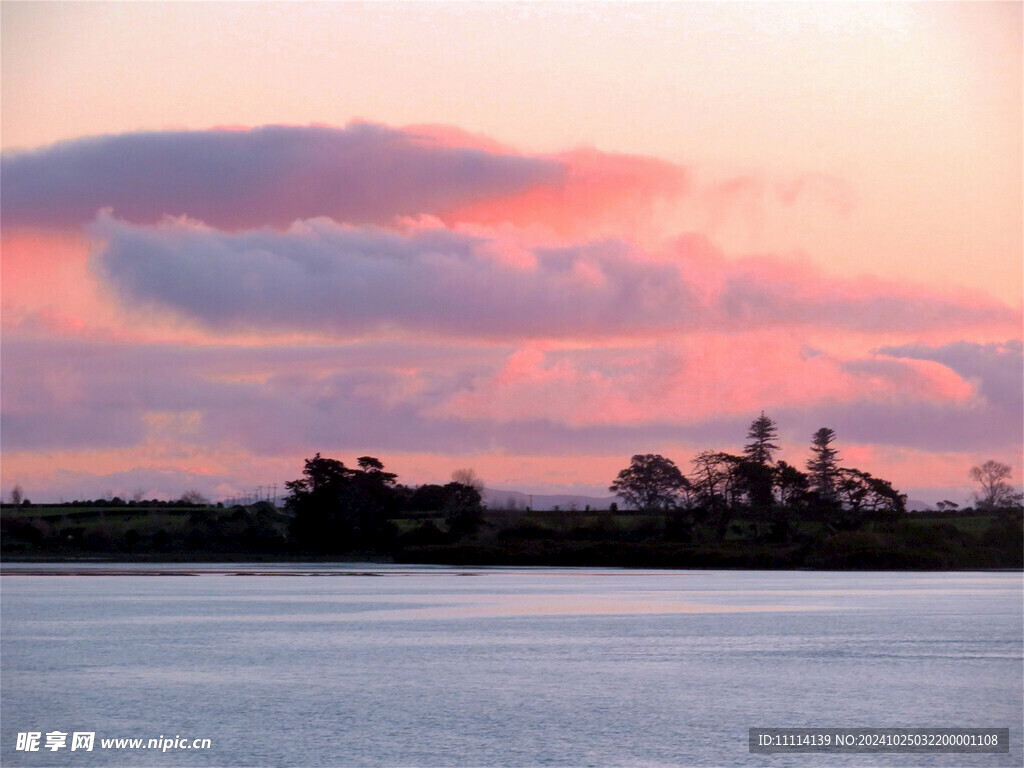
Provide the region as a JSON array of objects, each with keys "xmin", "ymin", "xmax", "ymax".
[{"xmin": 1, "ymin": 565, "xmax": 1020, "ymax": 767}]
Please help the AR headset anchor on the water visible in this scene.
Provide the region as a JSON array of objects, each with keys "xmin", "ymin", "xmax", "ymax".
[{"xmin": 1, "ymin": 565, "xmax": 1021, "ymax": 767}]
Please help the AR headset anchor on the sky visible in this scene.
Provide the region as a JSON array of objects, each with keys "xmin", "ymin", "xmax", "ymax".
[{"xmin": 1, "ymin": 1, "xmax": 1021, "ymax": 506}]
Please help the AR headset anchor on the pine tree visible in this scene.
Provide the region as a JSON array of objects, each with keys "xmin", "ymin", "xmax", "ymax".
[
  {"xmin": 744, "ymin": 412, "xmax": 779, "ymax": 466},
  {"xmin": 807, "ymin": 427, "xmax": 840, "ymax": 501}
]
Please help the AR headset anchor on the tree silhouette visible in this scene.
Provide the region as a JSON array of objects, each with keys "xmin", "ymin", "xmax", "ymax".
[
  {"xmin": 409, "ymin": 484, "xmax": 450, "ymax": 511},
  {"xmin": 443, "ymin": 481, "xmax": 484, "ymax": 538},
  {"xmin": 834, "ymin": 468, "xmax": 906, "ymax": 527},
  {"xmin": 807, "ymin": 427, "xmax": 840, "ymax": 502},
  {"xmin": 774, "ymin": 461, "xmax": 810, "ymax": 509},
  {"xmin": 357, "ymin": 456, "xmax": 387, "ymax": 473},
  {"xmin": 451, "ymin": 468, "xmax": 484, "ymax": 494},
  {"xmin": 179, "ymin": 489, "xmax": 209, "ymax": 506},
  {"xmin": 969, "ymin": 460, "xmax": 1021, "ymax": 510},
  {"xmin": 286, "ymin": 453, "xmax": 399, "ymax": 552},
  {"xmin": 744, "ymin": 412, "xmax": 779, "ymax": 466},
  {"xmin": 690, "ymin": 451, "xmax": 744, "ymax": 540},
  {"xmin": 740, "ymin": 413, "xmax": 780, "ymax": 532},
  {"xmin": 610, "ymin": 454, "xmax": 689, "ymax": 513}
]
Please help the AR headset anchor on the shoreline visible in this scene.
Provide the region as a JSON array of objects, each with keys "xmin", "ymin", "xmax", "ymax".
[{"xmin": 2, "ymin": 556, "xmax": 1020, "ymax": 576}]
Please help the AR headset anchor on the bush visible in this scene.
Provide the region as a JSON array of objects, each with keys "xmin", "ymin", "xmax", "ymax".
[
  {"xmin": 0, "ymin": 517, "xmax": 48, "ymax": 546},
  {"xmin": 399, "ymin": 520, "xmax": 448, "ymax": 547}
]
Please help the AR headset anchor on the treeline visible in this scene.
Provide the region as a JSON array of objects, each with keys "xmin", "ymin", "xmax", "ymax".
[
  {"xmin": 283, "ymin": 454, "xmax": 485, "ymax": 553},
  {"xmin": 0, "ymin": 454, "xmax": 484, "ymax": 558},
  {"xmin": 399, "ymin": 415, "xmax": 1021, "ymax": 570},
  {"xmin": 0, "ymin": 497, "xmax": 219, "ymax": 510},
  {"xmin": 606, "ymin": 416, "xmax": 907, "ymax": 543},
  {"xmin": 3, "ymin": 415, "xmax": 1021, "ymax": 569}
]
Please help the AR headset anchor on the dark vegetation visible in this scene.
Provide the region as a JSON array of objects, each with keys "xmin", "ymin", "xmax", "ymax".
[{"xmin": 3, "ymin": 417, "xmax": 1021, "ymax": 570}]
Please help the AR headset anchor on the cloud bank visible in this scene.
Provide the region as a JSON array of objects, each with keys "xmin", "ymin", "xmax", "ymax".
[
  {"xmin": 91, "ymin": 215, "xmax": 1018, "ymax": 339},
  {"xmin": 1, "ymin": 122, "xmax": 564, "ymax": 230},
  {"xmin": 4, "ymin": 333, "xmax": 1019, "ymax": 461},
  {"xmin": 2, "ymin": 120, "xmax": 1020, "ymax": 501}
]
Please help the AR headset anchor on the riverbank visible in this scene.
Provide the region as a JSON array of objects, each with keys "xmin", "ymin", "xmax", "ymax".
[{"xmin": 3, "ymin": 503, "xmax": 1020, "ymax": 570}]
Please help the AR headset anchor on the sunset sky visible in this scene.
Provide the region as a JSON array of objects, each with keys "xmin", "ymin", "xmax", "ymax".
[{"xmin": 1, "ymin": 1, "xmax": 1021, "ymax": 506}]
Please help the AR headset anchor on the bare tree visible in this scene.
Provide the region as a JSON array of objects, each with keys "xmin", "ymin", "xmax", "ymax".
[
  {"xmin": 690, "ymin": 451, "xmax": 743, "ymax": 541},
  {"xmin": 969, "ymin": 460, "xmax": 1022, "ymax": 509},
  {"xmin": 10, "ymin": 484, "xmax": 23, "ymax": 506},
  {"xmin": 451, "ymin": 468, "xmax": 484, "ymax": 493},
  {"xmin": 180, "ymin": 489, "xmax": 210, "ymax": 506}
]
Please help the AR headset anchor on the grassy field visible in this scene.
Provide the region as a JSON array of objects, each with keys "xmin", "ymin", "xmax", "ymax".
[{"xmin": 1, "ymin": 503, "xmax": 292, "ymax": 555}]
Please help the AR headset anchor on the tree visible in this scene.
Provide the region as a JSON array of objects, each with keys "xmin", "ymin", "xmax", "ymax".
[
  {"xmin": 736, "ymin": 458, "xmax": 774, "ymax": 516},
  {"xmin": 286, "ymin": 453, "xmax": 353, "ymax": 549},
  {"xmin": 833, "ymin": 468, "xmax": 906, "ymax": 528},
  {"xmin": 286, "ymin": 453, "xmax": 399, "ymax": 551},
  {"xmin": 357, "ymin": 456, "xmax": 386, "ymax": 473},
  {"xmin": 409, "ymin": 484, "xmax": 450, "ymax": 511},
  {"xmin": 744, "ymin": 412, "xmax": 779, "ymax": 466},
  {"xmin": 610, "ymin": 454, "xmax": 688, "ymax": 513},
  {"xmin": 9, "ymin": 484, "xmax": 23, "ymax": 506},
  {"xmin": 690, "ymin": 451, "xmax": 744, "ymax": 540},
  {"xmin": 444, "ymin": 481, "xmax": 484, "ymax": 539},
  {"xmin": 969, "ymin": 460, "xmax": 1022, "ymax": 510},
  {"xmin": 774, "ymin": 460, "xmax": 810, "ymax": 509},
  {"xmin": 451, "ymin": 468, "xmax": 484, "ymax": 494},
  {"xmin": 807, "ymin": 428, "xmax": 840, "ymax": 502},
  {"xmin": 762, "ymin": 460, "xmax": 810, "ymax": 541},
  {"xmin": 180, "ymin": 489, "xmax": 209, "ymax": 506},
  {"xmin": 739, "ymin": 414, "xmax": 782, "ymax": 532}
]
